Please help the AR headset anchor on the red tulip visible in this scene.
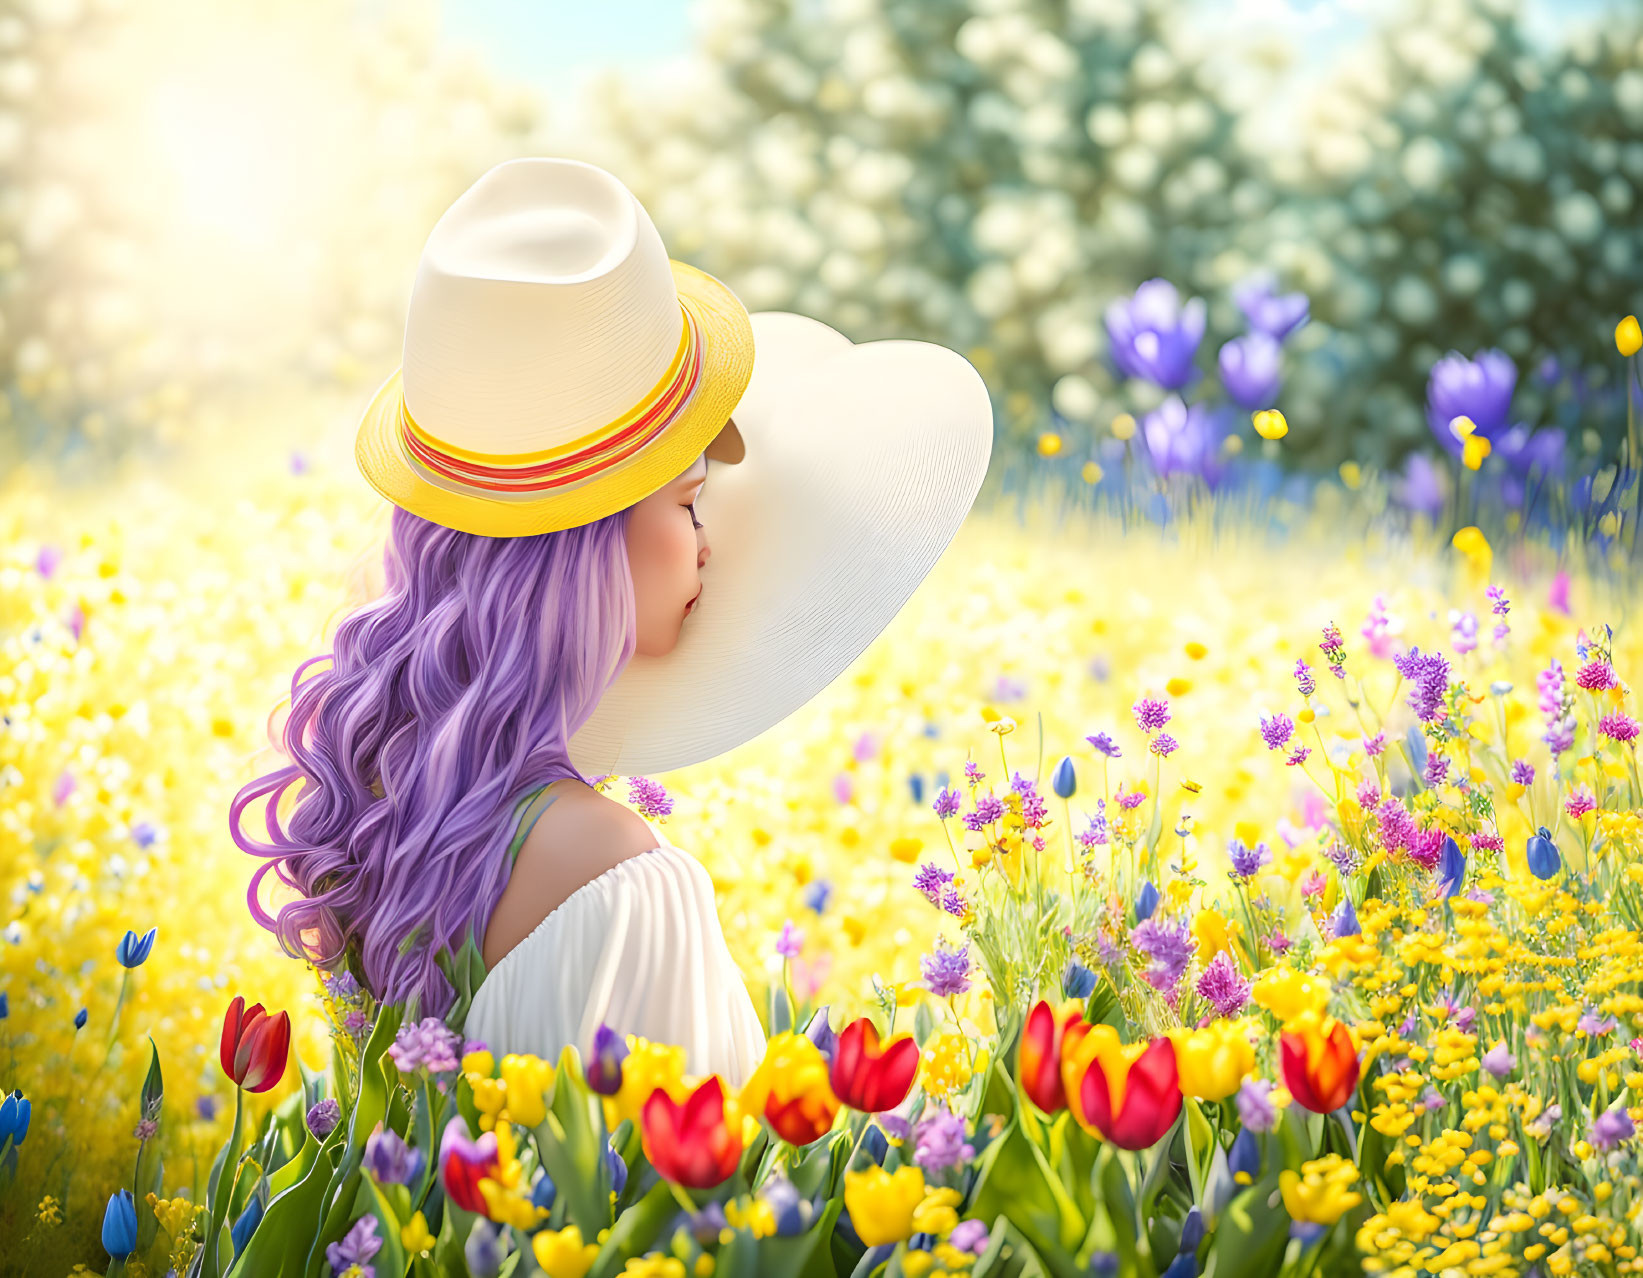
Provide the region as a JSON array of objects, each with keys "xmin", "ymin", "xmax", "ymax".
[
  {"xmin": 439, "ymin": 1117, "xmax": 500, "ymax": 1214},
  {"xmin": 641, "ymin": 1076, "xmax": 745, "ymax": 1188},
  {"xmin": 829, "ymin": 1017, "xmax": 919, "ymax": 1113},
  {"xmin": 1071, "ymin": 1028, "xmax": 1182, "ymax": 1150},
  {"xmin": 1018, "ymin": 999, "xmax": 1091, "ymax": 1114},
  {"xmin": 218, "ymin": 995, "xmax": 291, "ymax": 1093},
  {"xmin": 1280, "ymin": 1014, "xmax": 1360, "ymax": 1114}
]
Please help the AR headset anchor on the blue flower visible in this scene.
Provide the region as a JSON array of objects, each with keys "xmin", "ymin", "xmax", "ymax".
[
  {"xmin": 604, "ymin": 1141, "xmax": 628, "ymax": 1197},
  {"xmin": 1051, "ymin": 756, "xmax": 1077, "ymax": 799},
  {"xmin": 116, "ymin": 927, "xmax": 158, "ymax": 968},
  {"xmin": 1218, "ymin": 333, "xmax": 1283, "ymax": 411},
  {"xmin": 364, "ymin": 1127, "xmax": 422, "ymax": 1185},
  {"xmin": 1526, "ymin": 826, "xmax": 1561, "ymax": 880},
  {"xmin": 1331, "ymin": 897, "xmax": 1360, "ymax": 939},
  {"xmin": 1135, "ymin": 879, "xmax": 1160, "ymax": 922},
  {"xmin": 102, "ymin": 1188, "xmax": 138, "ymax": 1259},
  {"xmin": 1229, "ymin": 1127, "xmax": 1260, "ymax": 1184},
  {"xmin": 1178, "ymin": 1205, "xmax": 1204, "ymax": 1254},
  {"xmin": 803, "ymin": 879, "xmax": 833, "ymax": 915},
  {"xmin": 1104, "ymin": 279, "xmax": 1206, "ymax": 390},
  {"xmin": 0, "ymin": 1091, "xmax": 30, "ymax": 1148},
  {"xmin": 74, "ymin": 1007, "xmax": 88, "ymax": 1030},
  {"xmin": 1161, "ymin": 1251, "xmax": 1197, "ymax": 1277},
  {"xmin": 1063, "ymin": 960, "xmax": 1097, "ymax": 1000},
  {"xmin": 859, "ymin": 1124, "xmax": 889, "ymax": 1167},
  {"xmin": 531, "ymin": 1168, "xmax": 558, "ymax": 1212},
  {"xmin": 908, "ymin": 773, "xmax": 926, "ymax": 805},
  {"xmin": 1438, "ymin": 837, "xmax": 1466, "ymax": 899},
  {"xmin": 230, "ymin": 1194, "xmax": 264, "ymax": 1257},
  {"xmin": 0, "ymin": 991, "xmax": 7, "ymax": 1019}
]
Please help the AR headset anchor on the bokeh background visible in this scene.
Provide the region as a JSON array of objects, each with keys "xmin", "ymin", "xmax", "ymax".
[{"xmin": 2, "ymin": 0, "xmax": 1641, "ymax": 1266}]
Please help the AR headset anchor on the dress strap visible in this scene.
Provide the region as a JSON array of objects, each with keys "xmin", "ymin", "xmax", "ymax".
[{"xmin": 506, "ymin": 782, "xmax": 563, "ymax": 868}]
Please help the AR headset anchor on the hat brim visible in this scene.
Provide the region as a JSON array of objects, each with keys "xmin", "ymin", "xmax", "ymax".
[
  {"xmin": 567, "ymin": 311, "xmax": 995, "ymax": 778},
  {"xmin": 355, "ymin": 259, "xmax": 755, "ymax": 538}
]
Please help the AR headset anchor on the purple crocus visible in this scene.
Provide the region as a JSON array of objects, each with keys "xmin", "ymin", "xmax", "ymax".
[
  {"xmin": 921, "ymin": 939, "xmax": 972, "ymax": 997},
  {"xmin": 1218, "ymin": 333, "xmax": 1282, "ymax": 410},
  {"xmin": 1140, "ymin": 396, "xmax": 1226, "ymax": 484},
  {"xmin": 1593, "ymin": 1106, "xmax": 1635, "ymax": 1151},
  {"xmin": 1104, "ymin": 279, "xmax": 1206, "ymax": 390},
  {"xmin": 1480, "ymin": 1043, "xmax": 1515, "ymax": 1079},
  {"xmin": 325, "ymin": 1215, "xmax": 383, "ymax": 1277},
  {"xmin": 1235, "ymin": 1078, "xmax": 1277, "ymax": 1132},
  {"xmin": 1392, "ymin": 452, "xmax": 1447, "ymax": 517},
  {"xmin": 364, "ymin": 1127, "xmax": 424, "ymax": 1185},
  {"xmin": 587, "ymin": 1023, "xmax": 628, "ymax": 1096},
  {"xmin": 1233, "ymin": 275, "xmax": 1310, "ymax": 341},
  {"xmin": 1426, "ymin": 349, "xmax": 1518, "ymax": 450},
  {"xmin": 775, "ymin": 920, "xmax": 803, "ymax": 959}
]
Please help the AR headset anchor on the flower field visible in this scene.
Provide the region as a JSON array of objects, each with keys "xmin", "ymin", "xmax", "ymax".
[{"xmin": 4, "ymin": 432, "xmax": 1643, "ymax": 1276}]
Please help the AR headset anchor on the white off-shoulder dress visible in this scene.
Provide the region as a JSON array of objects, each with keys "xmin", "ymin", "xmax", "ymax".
[{"xmin": 462, "ymin": 784, "xmax": 768, "ymax": 1088}]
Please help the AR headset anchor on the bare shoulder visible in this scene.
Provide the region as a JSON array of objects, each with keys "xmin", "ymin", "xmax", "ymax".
[{"xmin": 482, "ymin": 780, "xmax": 662, "ymax": 971}]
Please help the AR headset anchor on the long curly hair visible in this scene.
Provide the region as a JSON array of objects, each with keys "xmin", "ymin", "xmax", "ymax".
[{"xmin": 230, "ymin": 502, "xmax": 636, "ymax": 1019}]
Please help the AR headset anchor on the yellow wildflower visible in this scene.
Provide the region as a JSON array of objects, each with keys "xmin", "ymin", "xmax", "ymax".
[
  {"xmin": 844, "ymin": 1165, "xmax": 926, "ymax": 1245},
  {"xmin": 1279, "ymin": 1153, "xmax": 1363, "ymax": 1226},
  {"xmin": 533, "ymin": 1225, "xmax": 600, "ymax": 1278}
]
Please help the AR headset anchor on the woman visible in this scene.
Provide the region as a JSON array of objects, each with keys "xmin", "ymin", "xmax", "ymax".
[{"xmin": 230, "ymin": 156, "xmax": 993, "ymax": 1086}]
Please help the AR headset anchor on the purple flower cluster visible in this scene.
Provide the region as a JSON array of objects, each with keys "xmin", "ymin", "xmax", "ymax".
[
  {"xmin": 963, "ymin": 792, "xmax": 1005, "ymax": 832},
  {"xmin": 1010, "ymin": 772, "xmax": 1049, "ymax": 827},
  {"xmin": 913, "ymin": 1105, "xmax": 975, "ymax": 1172},
  {"xmin": 921, "ymin": 939, "xmax": 972, "ymax": 997},
  {"xmin": 1510, "ymin": 759, "xmax": 1535, "ymax": 786},
  {"xmin": 1363, "ymin": 732, "xmax": 1387, "ymax": 757},
  {"xmin": 1576, "ymin": 659, "xmax": 1618, "ymax": 692},
  {"xmin": 932, "ymin": 787, "xmax": 962, "ymax": 819},
  {"xmin": 1487, "ymin": 585, "xmax": 1511, "ymax": 643},
  {"xmin": 1600, "ymin": 713, "xmax": 1640, "ymax": 744},
  {"xmin": 914, "ymin": 862, "xmax": 953, "ymax": 904},
  {"xmin": 1131, "ymin": 916, "xmax": 1194, "ymax": 991},
  {"xmin": 626, "ymin": 776, "xmax": 674, "ymax": 821},
  {"xmin": 1195, "ymin": 951, "xmax": 1250, "ymax": 1017},
  {"xmin": 1133, "ymin": 697, "xmax": 1172, "ymax": 734},
  {"xmin": 307, "ymin": 1098, "xmax": 342, "ymax": 1140},
  {"xmin": 388, "ymin": 1017, "xmax": 462, "ymax": 1075},
  {"xmin": 1594, "ymin": 1106, "xmax": 1635, "ymax": 1151},
  {"xmin": 1451, "ymin": 612, "xmax": 1478, "ymax": 656},
  {"xmin": 1294, "ymin": 660, "xmax": 1316, "ymax": 697},
  {"xmin": 1423, "ymin": 753, "xmax": 1450, "ymax": 788},
  {"xmin": 1149, "ymin": 733, "xmax": 1179, "ymax": 757},
  {"xmin": 1227, "ymin": 838, "xmax": 1270, "ymax": 880},
  {"xmin": 1077, "ymin": 802, "xmax": 1110, "ymax": 849},
  {"xmin": 964, "ymin": 759, "xmax": 985, "ymax": 785},
  {"xmin": 1259, "ymin": 713, "xmax": 1293, "ymax": 751},
  {"xmin": 1319, "ymin": 622, "xmax": 1347, "ymax": 678},
  {"xmin": 1392, "ymin": 647, "xmax": 1452, "ymax": 723},
  {"xmin": 1085, "ymin": 732, "xmax": 1122, "ymax": 758}
]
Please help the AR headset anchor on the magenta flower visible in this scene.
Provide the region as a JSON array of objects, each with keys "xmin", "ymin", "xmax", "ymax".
[
  {"xmin": 1600, "ymin": 712, "xmax": 1640, "ymax": 744},
  {"xmin": 1133, "ymin": 697, "xmax": 1171, "ymax": 734},
  {"xmin": 626, "ymin": 776, "xmax": 674, "ymax": 820},
  {"xmin": 1576, "ymin": 660, "xmax": 1618, "ymax": 692},
  {"xmin": 1196, "ymin": 951, "xmax": 1250, "ymax": 1018},
  {"xmin": 1259, "ymin": 713, "xmax": 1293, "ymax": 751},
  {"xmin": 1149, "ymin": 733, "xmax": 1179, "ymax": 758},
  {"xmin": 775, "ymin": 919, "xmax": 803, "ymax": 959},
  {"xmin": 1566, "ymin": 785, "xmax": 1597, "ymax": 819}
]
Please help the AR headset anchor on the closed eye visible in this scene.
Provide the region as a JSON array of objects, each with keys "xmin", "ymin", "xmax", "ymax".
[{"xmin": 687, "ymin": 502, "xmax": 702, "ymax": 530}]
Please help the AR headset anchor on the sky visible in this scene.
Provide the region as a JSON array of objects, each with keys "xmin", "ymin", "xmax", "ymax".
[{"xmin": 437, "ymin": 0, "xmax": 1613, "ymax": 85}]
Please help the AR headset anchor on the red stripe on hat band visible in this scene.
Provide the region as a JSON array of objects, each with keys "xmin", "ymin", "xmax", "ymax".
[{"xmin": 402, "ymin": 307, "xmax": 704, "ymax": 494}]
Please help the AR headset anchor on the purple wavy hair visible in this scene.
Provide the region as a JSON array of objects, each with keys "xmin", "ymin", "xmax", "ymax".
[{"xmin": 230, "ymin": 502, "xmax": 637, "ymax": 1019}]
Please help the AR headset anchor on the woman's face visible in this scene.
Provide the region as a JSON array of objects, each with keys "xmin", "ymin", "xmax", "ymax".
[{"xmin": 626, "ymin": 452, "xmax": 710, "ymax": 657}]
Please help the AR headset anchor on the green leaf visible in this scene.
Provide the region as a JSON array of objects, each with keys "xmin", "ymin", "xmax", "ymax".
[
  {"xmin": 968, "ymin": 1115, "xmax": 1084, "ymax": 1271},
  {"xmin": 140, "ymin": 1034, "xmax": 164, "ymax": 1116},
  {"xmin": 587, "ymin": 1181, "xmax": 678, "ymax": 1278},
  {"xmin": 232, "ymin": 1117, "xmax": 345, "ymax": 1274},
  {"xmin": 534, "ymin": 1046, "xmax": 610, "ymax": 1235},
  {"xmin": 912, "ymin": 1000, "xmax": 937, "ymax": 1047},
  {"xmin": 768, "ymin": 981, "xmax": 794, "ymax": 1036},
  {"xmin": 1200, "ymin": 1175, "xmax": 1290, "ymax": 1278},
  {"xmin": 357, "ymin": 1172, "xmax": 410, "ymax": 1278}
]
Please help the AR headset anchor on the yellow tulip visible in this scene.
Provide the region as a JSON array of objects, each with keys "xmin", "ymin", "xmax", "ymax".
[
  {"xmin": 500, "ymin": 1052, "xmax": 554, "ymax": 1128},
  {"xmin": 844, "ymin": 1165, "xmax": 926, "ymax": 1245},
  {"xmin": 1279, "ymin": 1154, "xmax": 1363, "ymax": 1225},
  {"xmin": 1252, "ymin": 409, "xmax": 1288, "ymax": 440},
  {"xmin": 533, "ymin": 1225, "xmax": 600, "ymax": 1278},
  {"xmin": 400, "ymin": 1211, "xmax": 436, "ymax": 1257},
  {"xmin": 1617, "ymin": 314, "xmax": 1642, "ymax": 358},
  {"xmin": 1167, "ymin": 1019, "xmax": 1257, "ymax": 1101},
  {"xmin": 1251, "ymin": 968, "xmax": 1331, "ymax": 1022}
]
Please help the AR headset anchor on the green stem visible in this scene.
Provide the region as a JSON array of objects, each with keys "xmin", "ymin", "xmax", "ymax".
[{"xmin": 202, "ymin": 1085, "xmax": 246, "ymax": 1278}]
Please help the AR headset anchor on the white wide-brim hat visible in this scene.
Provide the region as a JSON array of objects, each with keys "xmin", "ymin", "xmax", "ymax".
[{"xmin": 355, "ymin": 156, "xmax": 994, "ymax": 778}]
